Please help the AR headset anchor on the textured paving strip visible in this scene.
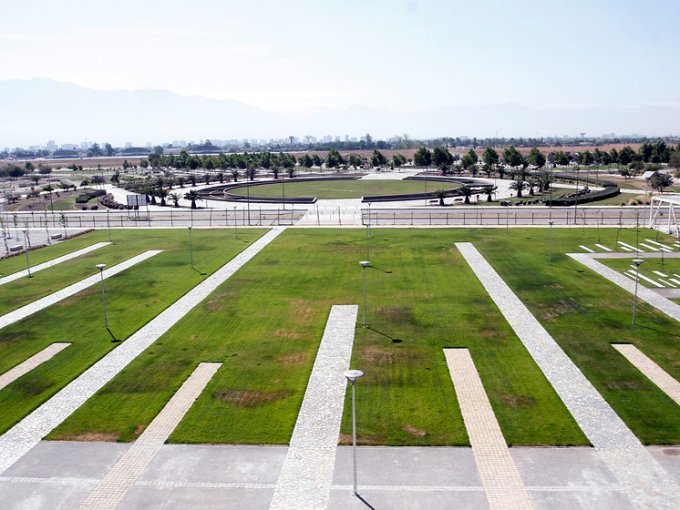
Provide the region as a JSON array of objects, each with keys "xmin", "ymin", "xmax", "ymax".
[
  {"xmin": 456, "ymin": 242, "xmax": 679, "ymax": 509},
  {"xmin": 568, "ymin": 252, "xmax": 680, "ymax": 323},
  {"xmin": 79, "ymin": 362, "xmax": 222, "ymax": 510},
  {"xmin": 594, "ymin": 243, "xmax": 612, "ymax": 252},
  {"xmin": 0, "ymin": 227, "xmax": 284, "ymax": 475},
  {"xmin": 612, "ymin": 344, "xmax": 680, "ymax": 406},
  {"xmin": 443, "ymin": 348, "xmax": 534, "ymax": 510},
  {"xmin": 639, "ymin": 243, "xmax": 659, "ymax": 252},
  {"xmin": 0, "ymin": 343, "xmax": 71, "ymax": 392},
  {"xmin": 0, "ymin": 250, "xmax": 162, "ymax": 331},
  {"xmin": 269, "ymin": 304, "xmax": 359, "ymax": 510},
  {"xmin": 0, "ymin": 242, "xmax": 110, "ymax": 285},
  {"xmin": 579, "ymin": 245, "xmax": 595, "ymax": 253}
]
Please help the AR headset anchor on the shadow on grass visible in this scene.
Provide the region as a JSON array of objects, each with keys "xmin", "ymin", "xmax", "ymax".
[
  {"xmin": 106, "ymin": 327, "xmax": 119, "ymax": 343},
  {"xmin": 192, "ymin": 267, "xmax": 207, "ymax": 276},
  {"xmin": 366, "ymin": 325, "xmax": 401, "ymax": 343}
]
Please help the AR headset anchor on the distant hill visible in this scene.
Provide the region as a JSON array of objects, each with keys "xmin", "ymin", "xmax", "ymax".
[{"xmin": 0, "ymin": 78, "xmax": 678, "ymax": 146}]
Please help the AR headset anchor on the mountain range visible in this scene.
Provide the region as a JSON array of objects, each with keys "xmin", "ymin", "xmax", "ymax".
[{"xmin": 1, "ymin": 78, "xmax": 678, "ymax": 147}]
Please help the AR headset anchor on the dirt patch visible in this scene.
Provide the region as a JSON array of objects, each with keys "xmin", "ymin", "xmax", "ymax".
[
  {"xmin": 403, "ymin": 424, "xmax": 427, "ymax": 438},
  {"xmin": 214, "ymin": 389, "xmax": 294, "ymax": 407},
  {"xmin": 360, "ymin": 345, "xmax": 414, "ymax": 365},
  {"xmin": 604, "ymin": 380, "xmax": 644, "ymax": 390},
  {"xmin": 338, "ymin": 432, "xmax": 387, "ymax": 445},
  {"xmin": 500, "ymin": 394, "xmax": 536, "ymax": 408},
  {"xmin": 273, "ymin": 329, "xmax": 307, "ymax": 341},
  {"xmin": 539, "ymin": 298, "xmax": 584, "ymax": 321},
  {"xmin": 56, "ymin": 432, "xmax": 120, "ymax": 442},
  {"xmin": 289, "ymin": 299, "xmax": 316, "ymax": 325},
  {"xmin": 276, "ymin": 352, "xmax": 309, "ymax": 365},
  {"xmin": 374, "ymin": 306, "xmax": 414, "ymax": 322},
  {"xmin": 134, "ymin": 424, "xmax": 147, "ymax": 437}
]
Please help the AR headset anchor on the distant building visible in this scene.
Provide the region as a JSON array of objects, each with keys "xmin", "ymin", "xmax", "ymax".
[
  {"xmin": 120, "ymin": 147, "xmax": 151, "ymax": 157},
  {"xmin": 52, "ymin": 149, "xmax": 80, "ymax": 158}
]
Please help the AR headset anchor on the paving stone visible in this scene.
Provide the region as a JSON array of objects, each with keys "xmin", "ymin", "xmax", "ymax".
[
  {"xmin": 79, "ymin": 362, "xmax": 221, "ymax": 510},
  {"xmin": 456, "ymin": 242, "xmax": 680, "ymax": 509},
  {"xmin": 0, "ymin": 227, "xmax": 284, "ymax": 476},
  {"xmin": 444, "ymin": 348, "xmax": 534, "ymax": 510},
  {"xmin": 612, "ymin": 344, "xmax": 680, "ymax": 406},
  {"xmin": 0, "ymin": 242, "xmax": 110, "ymax": 285},
  {"xmin": 0, "ymin": 343, "xmax": 71, "ymax": 392},
  {"xmin": 269, "ymin": 305, "xmax": 358, "ymax": 510}
]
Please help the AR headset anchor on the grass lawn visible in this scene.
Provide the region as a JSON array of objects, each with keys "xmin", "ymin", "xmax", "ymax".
[
  {"xmin": 0, "ymin": 228, "xmax": 266, "ymax": 434},
  {"xmin": 10, "ymin": 227, "xmax": 680, "ymax": 447},
  {"xmin": 229, "ymin": 179, "xmax": 460, "ymax": 200}
]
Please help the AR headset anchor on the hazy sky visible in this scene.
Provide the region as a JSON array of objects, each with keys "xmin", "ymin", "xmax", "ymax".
[{"xmin": 2, "ymin": 0, "xmax": 679, "ymax": 112}]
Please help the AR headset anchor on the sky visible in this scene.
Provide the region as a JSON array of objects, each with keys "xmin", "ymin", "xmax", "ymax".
[{"xmin": 2, "ymin": 0, "xmax": 680, "ymax": 113}]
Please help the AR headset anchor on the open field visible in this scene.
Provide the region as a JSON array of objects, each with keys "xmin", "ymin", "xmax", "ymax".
[
  {"xmin": 0, "ymin": 228, "xmax": 266, "ymax": 435},
  {"xmin": 228, "ymin": 179, "xmax": 460, "ymax": 199},
  {"xmin": 27, "ymin": 227, "xmax": 679, "ymax": 447}
]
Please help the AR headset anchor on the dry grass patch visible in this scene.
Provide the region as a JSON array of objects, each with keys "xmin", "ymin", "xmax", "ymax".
[
  {"xmin": 403, "ymin": 424, "xmax": 427, "ymax": 438},
  {"xmin": 214, "ymin": 389, "xmax": 295, "ymax": 407}
]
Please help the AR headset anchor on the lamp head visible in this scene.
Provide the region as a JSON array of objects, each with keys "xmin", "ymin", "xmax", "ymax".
[
  {"xmin": 359, "ymin": 260, "xmax": 370, "ymax": 268},
  {"xmin": 95, "ymin": 263, "xmax": 106, "ymax": 271},
  {"xmin": 633, "ymin": 258, "xmax": 644, "ymax": 267},
  {"xmin": 344, "ymin": 369, "xmax": 364, "ymax": 383}
]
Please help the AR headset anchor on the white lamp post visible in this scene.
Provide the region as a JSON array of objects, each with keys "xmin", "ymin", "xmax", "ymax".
[
  {"xmin": 359, "ymin": 261, "xmax": 370, "ymax": 327},
  {"xmin": 188, "ymin": 226, "xmax": 193, "ymax": 269},
  {"xmin": 632, "ymin": 258, "xmax": 644, "ymax": 326},
  {"xmin": 548, "ymin": 221, "xmax": 554, "ymax": 264},
  {"xmin": 96, "ymin": 264, "xmax": 108, "ymax": 330},
  {"xmin": 344, "ymin": 369, "xmax": 364, "ymax": 496},
  {"xmin": 22, "ymin": 229, "xmax": 32, "ymax": 277}
]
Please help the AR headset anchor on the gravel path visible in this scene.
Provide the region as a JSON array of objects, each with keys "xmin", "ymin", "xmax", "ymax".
[
  {"xmin": 568, "ymin": 253, "xmax": 680, "ymax": 323},
  {"xmin": 269, "ymin": 304, "xmax": 358, "ymax": 510},
  {"xmin": 0, "ymin": 343, "xmax": 71, "ymax": 392},
  {"xmin": 444, "ymin": 348, "xmax": 534, "ymax": 510},
  {"xmin": 612, "ymin": 344, "xmax": 680, "ymax": 406},
  {"xmin": 456, "ymin": 242, "xmax": 679, "ymax": 509},
  {"xmin": 79, "ymin": 362, "xmax": 222, "ymax": 510},
  {"xmin": 0, "ymin": 242, "xmax": 111, "ymax": 285},
  {"xmin": 0, "ymin": 227, "xmax": 284, "ymax": 476},
  {"xmin": 0, "ymin": 250, "xmax": 162, "ymax": 331}
]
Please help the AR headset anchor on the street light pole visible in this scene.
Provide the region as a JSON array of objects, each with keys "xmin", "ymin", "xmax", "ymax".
[
  {"xmin": 632, "ymin": 258, "xmax": 644, "ymax": 326},
  {"xmin": 22, "ymin": 229, "xmax": 32, "ymax": 277},
  {"xmin": 548, "ymin": 221, "xmax": 554, "ymax": 265},
  {"xmin": 344, "ymin": 369, "xmax": 364, "ymax": 497},
  {"xmin": 359, "ymin": 261, "xmax": 370, "ymax": 327},
  {"xmin": 188, "ymin": 226, "xmax": 194, "ymax": 269},
  {"xmin": 96, "ymin": 264, "xmax": 108, "ymax": 330}
]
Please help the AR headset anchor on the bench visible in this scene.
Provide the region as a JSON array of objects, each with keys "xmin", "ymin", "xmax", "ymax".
[
  {"xmin": 9, "ymin": 245, "xmax": 23, "ymax": 252},
  {"xmin": 50, "ymin": 233, "xmax": 63, "ymax": 240}
]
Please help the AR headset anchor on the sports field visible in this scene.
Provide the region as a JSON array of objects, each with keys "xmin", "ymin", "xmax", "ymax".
[{"xmin": 228, "ymin": 179, "xmax": 460, "ymax": 199}]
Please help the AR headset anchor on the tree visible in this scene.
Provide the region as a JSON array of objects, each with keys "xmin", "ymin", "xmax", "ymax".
[
  {"xmin": 413, "ymin": 147, "xmax": 432, "ymax": 166},
  {"xmin": 482, "ymin": 147, "xmax": 499, "ymax": 173},
  {"xmin": 670, "ymin": 150, "xmax": 680, "ymax": 169},
  {"xmin": 618, "ymin": 146, "xmax": 636, "ymax": 165},
  {"xmin": 392, "ymin": 154, "xmax": 407, "ymax": 167},
  {"xmin": 184, "ymin": 190, "xmax": 200, "ymax": 209},
  {"xmin": 370, "ymin": 150, "xmax": 387, "ymax": 167},
  {"xmin": 483, "ymin": 185, "xmax": 497, "ymax": 202},
  {"xmin": 527, "ymin": 147, "xmax": 546, "ymax": 169},
  {"xmin": 300, "ymin": 154, "xmax": 314, "ymax": 168},
  {"xmin": 170, "ymin": 192, "xmax": 181, "ymax": 207},
  {"xmin": 157, "ymin": 188, "xmax": 169, "ymax": 206},
  {"xmin": 104, "ymin": 143, "xmax": 115, "ymax": 156},
  {"xmin": 648, "ymin": 171, "xmax": 673, "ymax": 193},
  {"xmin": 349, "ymin": 154, "xmax": 363, "ymax": 169},
  {"xmin": 110, "ymin": 170, "xmax": 120, "ymax": 184},
  {"xmin": 509, "ymin": 171, "xmax": 526, "ymax": 198},
  {"xmin": 434, "ymin": 188, "xmax": 449, "ymax": 206},
  {"xmin": 459, "ymin": 185, "xmax": 474, "ymax": 204},
  {"xmin": 24, "ymin": 161, "xmax": 34, "ymax": 172},
  {"xmin": 325, "ymin": 150, "xmax": 344, "ymax": 168},
  {"xmin": 503, "ymin": 146, "xmax": 524, "ymax": 168},
  {"xmin": 553, "ymin": 151, "xmax": 569, "ymax": 166},
  {"xmin": 432, "ymin": 146, "xmax": 453, "ymax": 167}
]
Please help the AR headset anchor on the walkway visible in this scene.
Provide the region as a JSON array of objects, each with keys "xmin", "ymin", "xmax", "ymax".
[
  {"xmin": 0, "ymin": 227, "xmax": 284, "ymax": 475},
  {"xmin": 567, "ymin": 252, "xmax": 680, "ymax": 323},
  {"xmin": 0, "ymin": 343, "xmax": 70, "ymax": 392},
  {"xmin": 612, "ymin": 344, "xmax": 680, "ymax": 406},
  {"xmin": 444, "ymin": 348, "xmax": 534, "ymax": 510},
  {"xmin": 456, "ymin": 242, "xmax": 679, "ymax": 509},
  {"xmin": 269, "ymin": 304, "xmax": 358, "ymax": 510},
  {"xmin": 0, "ymin": 242, "xmax": 110, "ymax": 285},
  {"xmin": 79, "ymin": 362, "xmax": 221, "ymax": 510},
  {"xmin": 0, "ymin": 250, "xmax": 162, "ymax": 331}
]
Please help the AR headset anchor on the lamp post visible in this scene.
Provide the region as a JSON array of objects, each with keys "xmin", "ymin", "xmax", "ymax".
[
  {"xmin": 188, "ymin": 226, "xmax": 194, "ymax": 269},
  {"xmin": 548, "ymin": 220, "xmax": 554, "ymax": 265},
  {"xmin": 359, "ymin": 260, "xmax": 369, "ymax": 327},
  {"xmin": 96, "ymin": 264, "xmax": 108, "ymax": 330},
  {"xmin": 344, "ymin": 369, "xmax": 364, "ymax": 497},
  {"xmin": 22, "ymin": 229, "xmax": 32, "ymax": 277},
  {"xmin": 632, "ymin": 258, "xmax": 644, "ymax": 326}
]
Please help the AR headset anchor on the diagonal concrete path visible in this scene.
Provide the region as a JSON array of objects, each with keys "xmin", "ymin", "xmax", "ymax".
[
  {"xmin": 568, "ymin": 252, "xmax": 680, "ymax": 323},
  {"xmin": 269, "ymin": 304, "xmax": 358, "ymax": 510},
  {"xmin": 79, "ymin": 362, "xmax": 222, "ymax": 510},
  {"xmin": 456, "ymin": 242, "xmax": 679, "ymax": 509},
  {"xmin": 612, "ymin": 344, "xmax": 680, "ymax": 407},
  {"xmin": 444, "ymin": 348, "xmax": 534, "ymax": 510},
  {"xmin": 0, "ymin": 227, "xmax": 284, "ymax": 476},
  {"xmin": 0, "ymin": 242, "xmax": 111, "ymax": 286},
  {"xmin": 0, "ymin": 250, "xmax": 162, "ymax": 331},
  {"xmin": 0, "ymin": 343, "xmax": 71, "ymax": 392}
]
